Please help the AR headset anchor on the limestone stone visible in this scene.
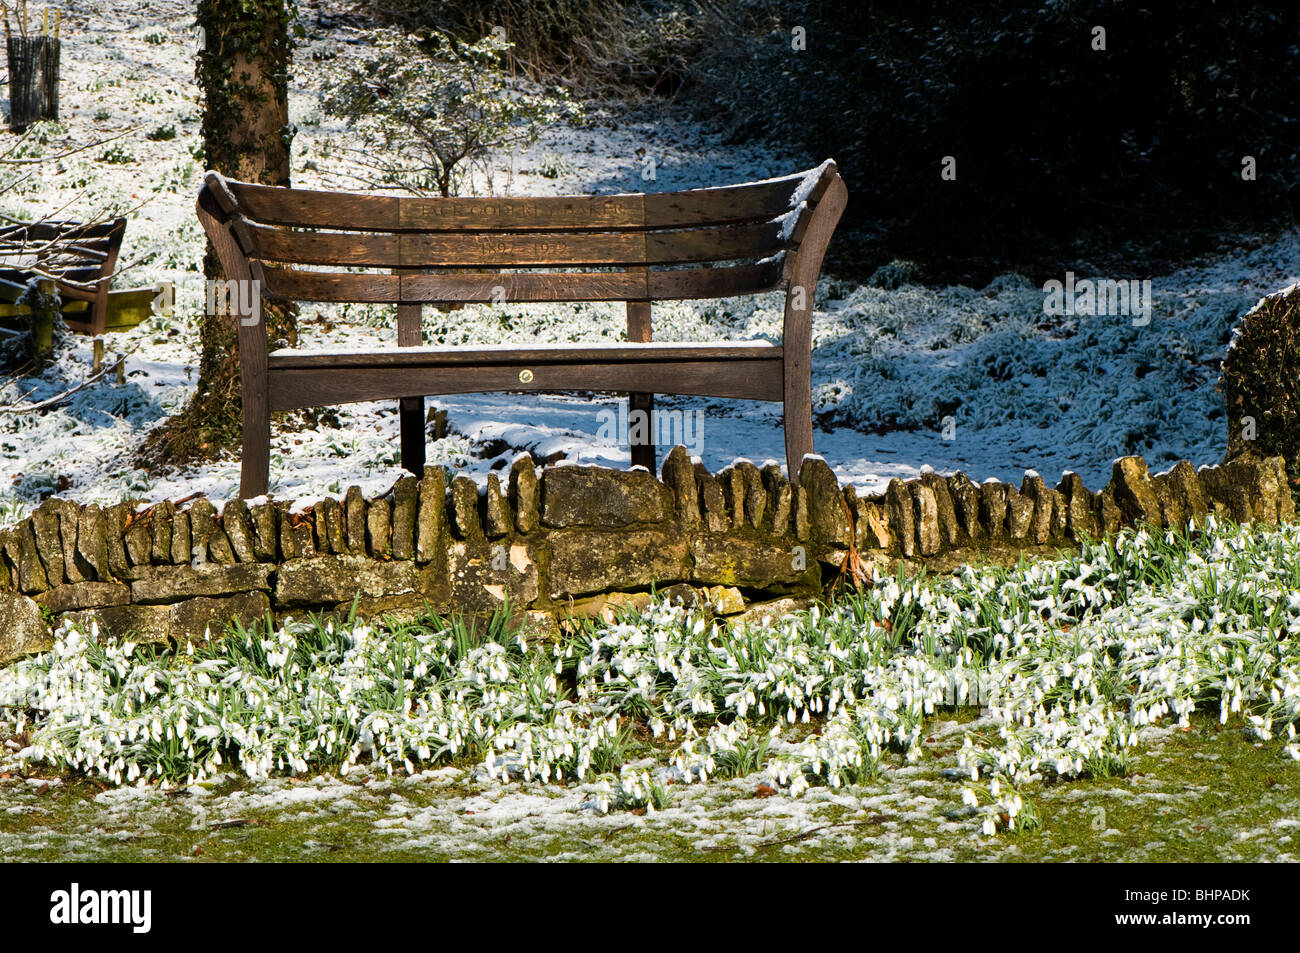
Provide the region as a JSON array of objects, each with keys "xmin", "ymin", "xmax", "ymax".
[
  {"xmin": 485, "ymin": 473, "xmax": 511, "ymax": 538},
  {"xmin": 36, "ymin": 582, "xmax": 131, "ymax": 614},
  {"xmin": 730, "ymin": 596, "xmax": 814, "ymax": 630},
  {"xmin": 1272, "ymin": 456, "xmax": 1297, "ymax": 524},
  {"xmin": 170, "ymin": 508, "xmax": 192, "ymax": 565},
  {"xmin": 290, "ymin": 522, "xmax": 316, "ymax": 559},
  {"xmin": 188, "ymin": 498, "xmax": 217, "ymax": 566},
  {"xmin": 1110, "ymin": 456, "xmax": 1161, "ymax": 525},
  {"xmin": 50, "ymin": 499, "xmax": 86, "ymax": 584},
  {"xmin": 221, "ymin": 500, "xmax": 256, "ymax": 562},
  {"xmin": 316, "ymin": 499, "xmax": 346, "ymax": 555},
  {"xmin": 391, "ymin": 476, "xmax": 419, "ymax": 560},
  {"xmin": 718, "ymin": 466, "xmax": 745, "ymax": 527},
  {"xmin": 542, "ymin": 465, "xmax": 669, "ymax": 528},
  {"xmin": 947, "ymin": 472, "xmax": 982, "ymax": 542},
  {"xmin": 277, "ymin": 507, "xmax": 299, "ymax": 560},
  {"xmin": 367, "ymin": 498, "xmax": 392, "ymax": 557},
  {"xmin": 559, "ymin": 590, "xmax": 654, "ymax": 625},
  {"xmin": 920, "ymin": 471, "xmax": 961, "ymax": 548},
  {"xmin": 418, "ymin": 466, "xmax": 450, "ymax": 557},
  {"xmin": 447, "ymin": 540, "xmax": 539, "ymax": 611},
  {"xmin": 275, "ymin": 555, "xmax": 420, "ymax": 607},
  {"xmin": 1198, "ymin": 453, "xmax": 1294, "ymax": 526},
  {"xmin": 661, "ymin": 445, "xmax": 699, "ymax": 529},
  {"xmin": 694, "ymin": 464, "xmax": 729, "ymax": 533},
  {"xmin": 738, "ymin": 462, "xmax": 766, "ymax": 529},
  {"xmin": 1006, "ymin": 486, "xmax": 1034, "ymax": 540},
  {"xmin": 1096, "ymin": 488, "xmax": 1124, "ymax": 535},
  {"xmin": 703, "ymin": 585, "xmax": 746, "ymax": 615},
  {"xmin": 799, "ymin": 456, "xmax": 851, "ymax": 547},
  {"xmin": 310, "ymin": 501, "xmax": 330, "ymax": 554},
  {"xmin": 14, "ymin": 522, "xmax": 48, "ymax": 594},
  {"xmin": 912, "ymin": 483, "xmax": 941, "ymax": 555},
  {"xmin": 61, "ymin": 604, "xmax": 171, "ymax": 644},
  {"xmin": 660, "ymin": 583, "xmax": 702, "ymax": 609},
  {"xmin": 131, "ymin": 563, "xmax": 273, "ymax": 604},
  {"xmin": 762, "ymin": 464, "xmax": 792, "ymax": 536},
  {"xmin": 103, "ymin": 502, "xmax": 132, "ymax": 579},
  {"xmin": 1151, "ymin": 460, "xmax": 1209, "ymax": 532},
  {"xmin": 450, "ymin": 474, "xmax": 482, "ymax": 541},
  {"xmin": 853, "ymin": 494, "xmax": 891, "ymax": 551},
  {"xmin": 30, "ymin": 503, "xmax": 65, "ymax": 587},
  {"xmin": 344, "ymin": 486, "xmax": 368, "ymax": 554},
  {"xmin": 690, "ymin": 535, "xmax": 811, "ymax": 588},
  {"xmin": 123, "ymin": 515, "xmax": 153, "ymax": 567},
  {"xmin": 1056, "ymin": 472, "xmax": 1098, "ymax": 541},
  {"xmin": 150, "ymin": 501, "xmax": 175, "ymax": 565},
  {"xmin": 979, "ymin": 481, "xmax": 1009, "ymax": 537},
  {"xmin": 509, "ymin": 454, "xmax": 540, "ymax": 534},
  {"xmin": 549, "ymin": 527, "xmax": 689, "ymax": 598},
  {"xmin": 249, "ymin": 502, "xmax": 277, "ymax": 561},
  {"xmin": 330, "ymin": 594, "xmax": 443, "ymax": 628},
  {"xmin": 0, "ymin": 592, "xmax": 51, "ymax": 662},
  {"xmin": 170, "ymin": 591, "xmax": 272, "ymax": 643},
  {"xmin": 1049, "ymin": 489, "xmax": 1069, "ymax": 539},
  {"xmin": 207, "ymin": 524, "xmax": 237, "ymax": 565},
  {"xmin": 885, "ymin": 479, "xmax": 916, "ymax": 557},
  {"xmin": 76, "ymin": 505, "xmax": 112, "ymax": 581},
  {"xmin": 1020, "ymin": 473, "xmax": 1056, "ymax": 545}
]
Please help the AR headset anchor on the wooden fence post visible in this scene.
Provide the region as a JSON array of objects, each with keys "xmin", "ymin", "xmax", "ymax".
[
  {"xmin": 5, "ymin": 31, "xmax": 60, "ymax": 133},
  {"xmin": 27, "ymin": 277, "xmax": 57, "ymax": 364}
]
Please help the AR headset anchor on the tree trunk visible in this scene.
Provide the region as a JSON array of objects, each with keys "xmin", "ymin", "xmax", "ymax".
[{"xmin": 141, "ymin": 0, "xmax": 297, "ymax": 468}]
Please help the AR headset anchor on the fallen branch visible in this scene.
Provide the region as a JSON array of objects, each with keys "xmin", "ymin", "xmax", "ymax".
[
  {"xmin": 0, "ymin": 360, "xmax": 118, "ymax": 413},
  {"xmin": 0, "ymin": 340, "xmax": 143, "ymax": 414},
  {"xmin": 0, "ymin": 124, "xmax": 140, "ymax": 165}
]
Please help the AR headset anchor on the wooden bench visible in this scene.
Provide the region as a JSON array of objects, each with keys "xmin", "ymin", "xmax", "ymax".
[
  {"xmin": 195, "ymin": 163, "xmax": 847, "ymax": 499},
  {"xmin": 0, "ymin": 217, "xmax": 127, "ymax": 336}
]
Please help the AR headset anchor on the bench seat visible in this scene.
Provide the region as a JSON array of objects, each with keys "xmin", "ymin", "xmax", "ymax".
[
  {"xmin": 267, "ymin": 340, "xmax": 780, "ymax": 367},
  {"xmin": 265, "ymin": 341, "xmax": 785, "ymax": 408}
]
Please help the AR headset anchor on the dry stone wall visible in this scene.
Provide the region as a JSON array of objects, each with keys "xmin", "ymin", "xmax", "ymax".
[{"xmin": 0, "ymin": 448, "xmax": 1293, "ymax": 663}]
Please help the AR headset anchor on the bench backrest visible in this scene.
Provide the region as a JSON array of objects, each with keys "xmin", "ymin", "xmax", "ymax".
[
  {"xmin": 0, "ymin": 218, "xmax": 126, "ymax": 290},
  {"xmin": 0, "ymin": 217, "xmax": 127, "ymax": 335},
  {"xmin": 196, "ymin": 163, "xmax": 847, "ymax": 312}
]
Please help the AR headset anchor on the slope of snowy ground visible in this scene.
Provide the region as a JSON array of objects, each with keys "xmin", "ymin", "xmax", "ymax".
[{"xmin": 1, "ymin": 0, "xmax": 1296, "ymax": 525}]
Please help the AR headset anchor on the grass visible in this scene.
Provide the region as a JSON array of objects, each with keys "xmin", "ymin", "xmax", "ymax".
[
  {"xmin": 2, "ymin": 515, "xmax": 1300, "ymax": 858},
  {"xmin": 2, "ymin": 714, "xmax": 1293, "ymax": 862}
]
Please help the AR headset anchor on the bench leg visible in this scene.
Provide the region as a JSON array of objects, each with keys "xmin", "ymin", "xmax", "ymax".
[
  {"xmin": 240, "ymin": 390, "xmax": 271, "ymax": 499},
  {"xmin": 400, "ymin": 396, "xmax": 425, "ymax": 474},
  {"xmin": 629, "ymin": 391, "xmax": 655, "ymax": 472},
  {"xmin": 624, "ymin": 296, "xmax": 656, "ymax": 472},
  {"xmin": 783, "ymin": 364, "xmax": 813, "ymax": 483}
]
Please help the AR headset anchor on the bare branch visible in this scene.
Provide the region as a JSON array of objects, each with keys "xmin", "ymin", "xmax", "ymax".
[
  {"xmin": 0, "ymin": 344, "xmax": 143, "ymax": 415},
  {"xmin": 0, "ymin": 124, "xmax": 142, "ymax": 165}
]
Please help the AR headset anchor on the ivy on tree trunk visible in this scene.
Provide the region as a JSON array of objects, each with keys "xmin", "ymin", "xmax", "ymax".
[{"xmin": 142, "ymin": 0, "xmax": 298, "ymax": 468}]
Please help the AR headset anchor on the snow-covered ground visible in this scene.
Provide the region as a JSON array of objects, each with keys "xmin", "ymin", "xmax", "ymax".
[{"xmin": 2, "ymin": 0, "xmax": 1296, "ymax": 525}]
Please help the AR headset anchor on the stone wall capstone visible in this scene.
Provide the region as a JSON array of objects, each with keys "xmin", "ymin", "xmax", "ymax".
[{"xmin": 0, "ymin": 449, "xmax": 1292, "ymax": 663}]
